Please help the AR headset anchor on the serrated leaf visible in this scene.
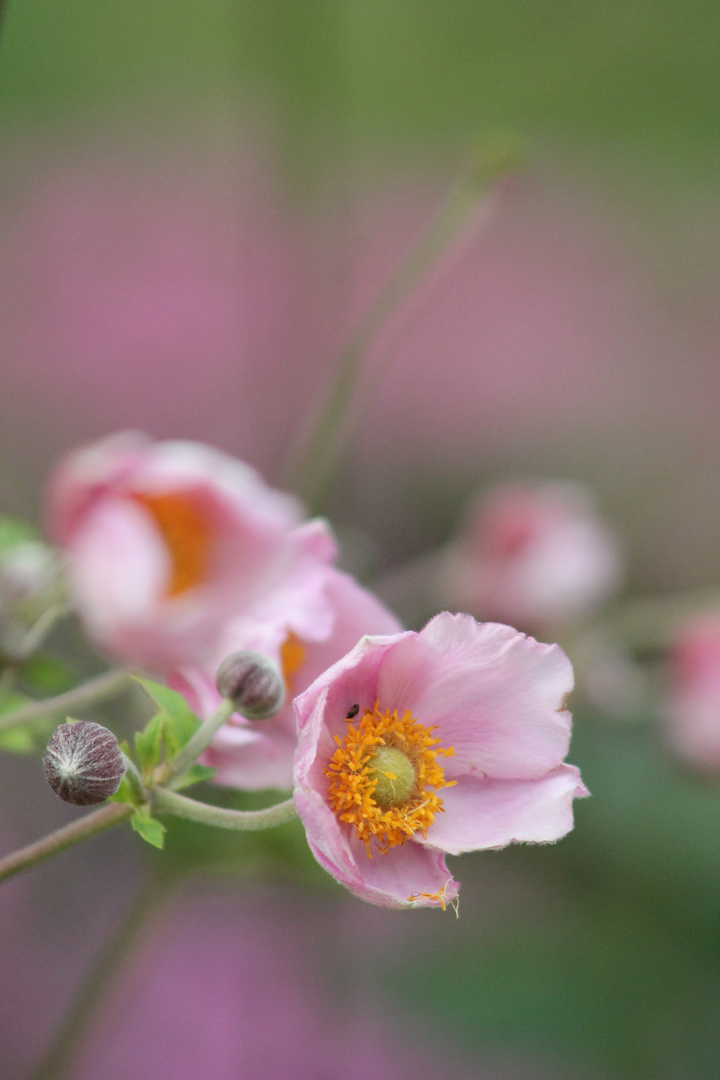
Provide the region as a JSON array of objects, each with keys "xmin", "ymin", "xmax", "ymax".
[
  {"xmin": 134, "ymin": 712, "xmax": 164, "ymax": 775},
  {"xmin": 133, "ymin": 677, "xmax": 200, "ymax": 756},
  {"xmin": 172, "ymin": 764, "xmax": 217, "ymax": 791},
  {"xmin": 131, "ymin": 810, "xmax": 166, "ymax": 849}
]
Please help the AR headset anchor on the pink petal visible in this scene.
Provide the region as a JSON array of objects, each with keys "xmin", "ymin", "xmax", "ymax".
[
  {"xmin": 206, "ymin": 725, "xmax": 297, "ymax": 791},
  {"xmin": 173, "ymin": 569, "xmax": 401, "ymax": 791},
  {"xmin": 377, "ymin": 613, "xmax": 574, "ymax": 780},
  {"xmin": 420, "ymin": 764, "xmax": 589, "ymax": 854}
]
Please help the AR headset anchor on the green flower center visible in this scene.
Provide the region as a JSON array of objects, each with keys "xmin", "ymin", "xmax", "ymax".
[{"xmin": 367, "ymin": 745, "xmax": 417, "ymax": 809}]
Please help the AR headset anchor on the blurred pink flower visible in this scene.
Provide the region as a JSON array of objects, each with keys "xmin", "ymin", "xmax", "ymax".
[
  {"xmin": 170, "ymin": 568, "xmax": 402, "ymax": 790},
  {"xmin": 437, "ymin": 480, "xmax": 622, "ymax": 630},
  {"xmin": 294, "ymin": 612, "xmax": 587, "ymax": 909},
  {"xmin": 46, "ymin": 431, "xmax": 337, "ymax": 669},
  {"xmin": 666, "ymin": 614, "xmax": 720, "ymax": 772}
]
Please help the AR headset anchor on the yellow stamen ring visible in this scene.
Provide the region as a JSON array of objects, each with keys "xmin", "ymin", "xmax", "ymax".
[{"xmin": 325, "ymin": 704, "xmax": 455, "ymax": 856}]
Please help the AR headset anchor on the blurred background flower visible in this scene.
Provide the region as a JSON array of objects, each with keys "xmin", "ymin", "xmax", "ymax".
[{"xmin": 0, "ymin": 2, "xmax": 719, "ymax": 1078}]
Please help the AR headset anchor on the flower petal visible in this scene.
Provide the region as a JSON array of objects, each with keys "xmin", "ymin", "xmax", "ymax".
[
  {"xmin": 377, "ymin": 613, "xmax": 574, "ymax": 780},
  {"xmin": 420, "ymin": 764, "xmax": 589, "ymax": 854}
]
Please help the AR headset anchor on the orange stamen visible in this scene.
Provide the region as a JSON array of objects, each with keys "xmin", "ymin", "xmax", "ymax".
[
  {"xmin": 325, "ymin": 704, "xmax": 455, "ymax": 856},
  {"xmin": 280, "ymin": 632, "xmax": 307, "ymax": 690},
  {"xmin": 134, "ymin": 491, "xmax": 213, "ymax": 597}
]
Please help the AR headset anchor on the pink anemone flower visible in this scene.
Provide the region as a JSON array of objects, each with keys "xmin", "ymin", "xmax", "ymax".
[
  {"xmin": 666, "ymin": 614, "xmax": 720, "ymax": 773},
  {"xmin": 438, "ymin": 480, "xmax": 622, "ymax": 631},
  {"xmin": 294, "ymin": 612, "xmax": 587, "ymax": 909},
  {"xmin": 170, "ymin": 569, "xmax": 402, "ymax": 790},
  {"xmin": 46, "ymin": 431, "xmax": 336, "ymax": 669}
]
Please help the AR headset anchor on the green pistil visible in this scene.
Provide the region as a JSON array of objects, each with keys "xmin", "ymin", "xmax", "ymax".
[{"xmin": 367, "ymin": 746, "xmax": 416, "ymax": 809}]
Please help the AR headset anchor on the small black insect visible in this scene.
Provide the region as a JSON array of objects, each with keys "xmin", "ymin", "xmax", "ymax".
[{"xmin": 346, "ymin": 704, "xmax": 359, "ymax": 720}]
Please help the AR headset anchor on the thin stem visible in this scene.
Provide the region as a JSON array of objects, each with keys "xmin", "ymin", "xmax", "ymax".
[
  {"xmin": 14, "ymin": 601, "xmax": 67, "ymax": 662},
  {"xmin": 0, "ymin": 803, "xmax": 133, "ymax": 885},
  {"xmin": 286, "ymin": 150, "xmax": 515, "ymax": 510},
  {"xmin": 0, "ymin": 666, "xmax": 133, "ymax": 732},
  {"xmin": 163, "ymin": 698, "xmax": 235, "ymax": 783},
  {"xmin": 121, "ymin": 753, "xmax": 149, "ymax": 804},
  {"xmin": 153, "ymin": 786, "xmax": 297, "ymax": 831},
  {"xmin": 28, "ymin": 873, "xmax": 170, "ymax": 1080},
  {"xmin": 595, "ymin": 586, "xmax": 720, "ymax": 651}
]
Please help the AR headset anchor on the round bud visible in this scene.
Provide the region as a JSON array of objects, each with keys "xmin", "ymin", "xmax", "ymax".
[
  {"xmin": 43, "ymin": 720, "xmax": 127, "ymax": 806},
  {"xmin": 215, "ymin": 650, "xmax": 285, "ymax": 720}
]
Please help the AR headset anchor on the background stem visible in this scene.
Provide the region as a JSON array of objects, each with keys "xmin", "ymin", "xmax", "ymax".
[
  {"xmin": 27, "ymin": 874, "xmax": 170, "ymax": 1080},
  {"xmin": 285, "ymin": 149, "xmax": 514, "ymax": 510},
  {"xmin": 0, "ymin": 667, "xmax": 133, "ymax": 732},
  {"xmin": 0, "ymin": 803, "xmax": 132, "ymax": 885}
]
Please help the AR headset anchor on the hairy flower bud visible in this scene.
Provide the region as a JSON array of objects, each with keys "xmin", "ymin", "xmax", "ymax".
[
  {"xmin": 215, "ymin": 650, "xmax": 285, "ymax": 720},
  {"xmin": 43, "ymin": 720, "xmax": 127, "ymax": 806}
]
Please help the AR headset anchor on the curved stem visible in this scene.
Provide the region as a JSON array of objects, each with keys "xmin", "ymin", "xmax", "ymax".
[
  {"xmin": 0, "ymin": 803, "xmax": 133, "ymax": 885},
  {"xmin": 0, "ymin": 666, "xmax": 134, "ymax": 732},
  {"xmin": 12, "ymin": 601, "xmax": 67, "ymax": 663},
  {"xmin": 595, "ymin": 586, "xmax": 720, "ymax": 650},
  {"xmin": 28, "ymin": 873, "xmax": 169, "ymax": 1080},
  {"xmin": 163, "ymin": 698, "xmax": 235, "ymax": 783},
  {"xmin": 153, "ymin": 786, "xmax": 297, "ymax": 831},
  {"xmin": 285, "ymin": 151, "xmax": 513, "ymax": 510}
]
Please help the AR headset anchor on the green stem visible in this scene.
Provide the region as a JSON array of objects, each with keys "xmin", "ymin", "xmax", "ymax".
[
  {"xmin": 121, "ymin": 753, "xmax": 149, "ymax": 804},
  {"xmin": 595, "ymin": 586, "xmax": 720, "ymax": 651},
  {"xmin": 14, "ymin": 601, "xmax": 67, "ymax": 662},
  {"xmin": 153, "ymin": 786, "xmax": 297, "ymax": 831},
  {"xmin": 27, "ymin": 873, "xmax": 169, "ymax": 1080},
  {"xmin": 285, "ymin": 148, "xmax": 515, "ymax": 510},
  {"xmin": 0, "ymin": 666, "xmax": 133, "ymax": 732},
  {"xmin": 0, "ymin": 803, "xmax": 133, "ymax": 885},
  {"xmin": 163, "ymin": 698, "xmax": 235, "ymax": 783}
]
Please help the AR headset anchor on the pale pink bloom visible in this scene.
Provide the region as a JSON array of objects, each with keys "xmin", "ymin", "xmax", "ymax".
[
  {"xmin": 171, "ymin": 570, "xmax": 402, "ymax": 790},
  {"xmin": 294, "ymin": 612, "xmax": 587, "ymax": 909},
  {"xmin": 666, "ymin": 615, "xmax": 720, "ymax": 773},
  {"xmin": 438, "ymin": 480, "xmax": 622, "ymax": 629},
  {"xmin": 46, "ymin": 432, "xmax": 337, "ymax": 669}
]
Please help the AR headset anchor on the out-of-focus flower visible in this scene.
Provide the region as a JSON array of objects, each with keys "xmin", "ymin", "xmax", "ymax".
[
  {"xmin": 171, "ymin": 570, "xmax": 402, "ymax": 790},
  {"xmin": 437, "ymin": 480, "xmax": 622, "ymax": 630},
  {"xmin": 294, "ymin": 612, "xmax": 587, "ymax": 909},
  {"xmin": 666, "ymin": 614, "xmax": 720, "ymax": 773},
  {"xmin": 46, "ymin": 432, "xmax": 337, "ymax": 669},
  {"xmin": 0, "ymin": 540, "xmax": 62, "ymax": 657}
]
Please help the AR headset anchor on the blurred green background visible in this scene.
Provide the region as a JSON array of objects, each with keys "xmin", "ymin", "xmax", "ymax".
[
  {"xmin": 0, "ymin": 3, "xmax": 718, "ymax": 1079},
  {"xmin": 1, "ymin": 0, "xmax": 718, "ymax": 171}
]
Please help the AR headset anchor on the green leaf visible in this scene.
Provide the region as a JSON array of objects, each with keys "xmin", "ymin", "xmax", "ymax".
[
  {"xmin": 130, "ymin": 809, "xmax": 166, "ymax": 849},
  {"xmin": 0, "ymin": 690, "xmax": 53, "ymax": 754},
  {"xmin": 0, "ymin": 515, "xmax": 39, "ymax": 555},
  {"xmin": 0, "ymin": 689, "xmax": 31, "ymax": 716},
  {"xmin": 134, "ymin": 711, "xmax": 164, "ymax": 775},
  {"xmin": 109, "ymin": 773, "xmax": 137, "ymax": 807},
  {"xmin": 133, "ymin": 677, "xmax": 200, "ymax": 756},
  {"xmin": 0, "ymin": 724, "xmax": 36, "ymax": 752},
  {"xmin": 171, "ymin": 763, "xmax": 217, "ymax": 790},
  {"xmin": 18, "ymin": 655, "xmax": 78, "ymax": 696}
]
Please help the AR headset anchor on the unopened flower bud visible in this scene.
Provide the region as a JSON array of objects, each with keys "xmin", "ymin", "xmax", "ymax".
[
  {"xmin": 43, "ymin": 720, "xmax": 126, "ymax": 806},
  {"xmin": 215, "ymin": 650, "xmax": 285, "ymax": 720}
]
